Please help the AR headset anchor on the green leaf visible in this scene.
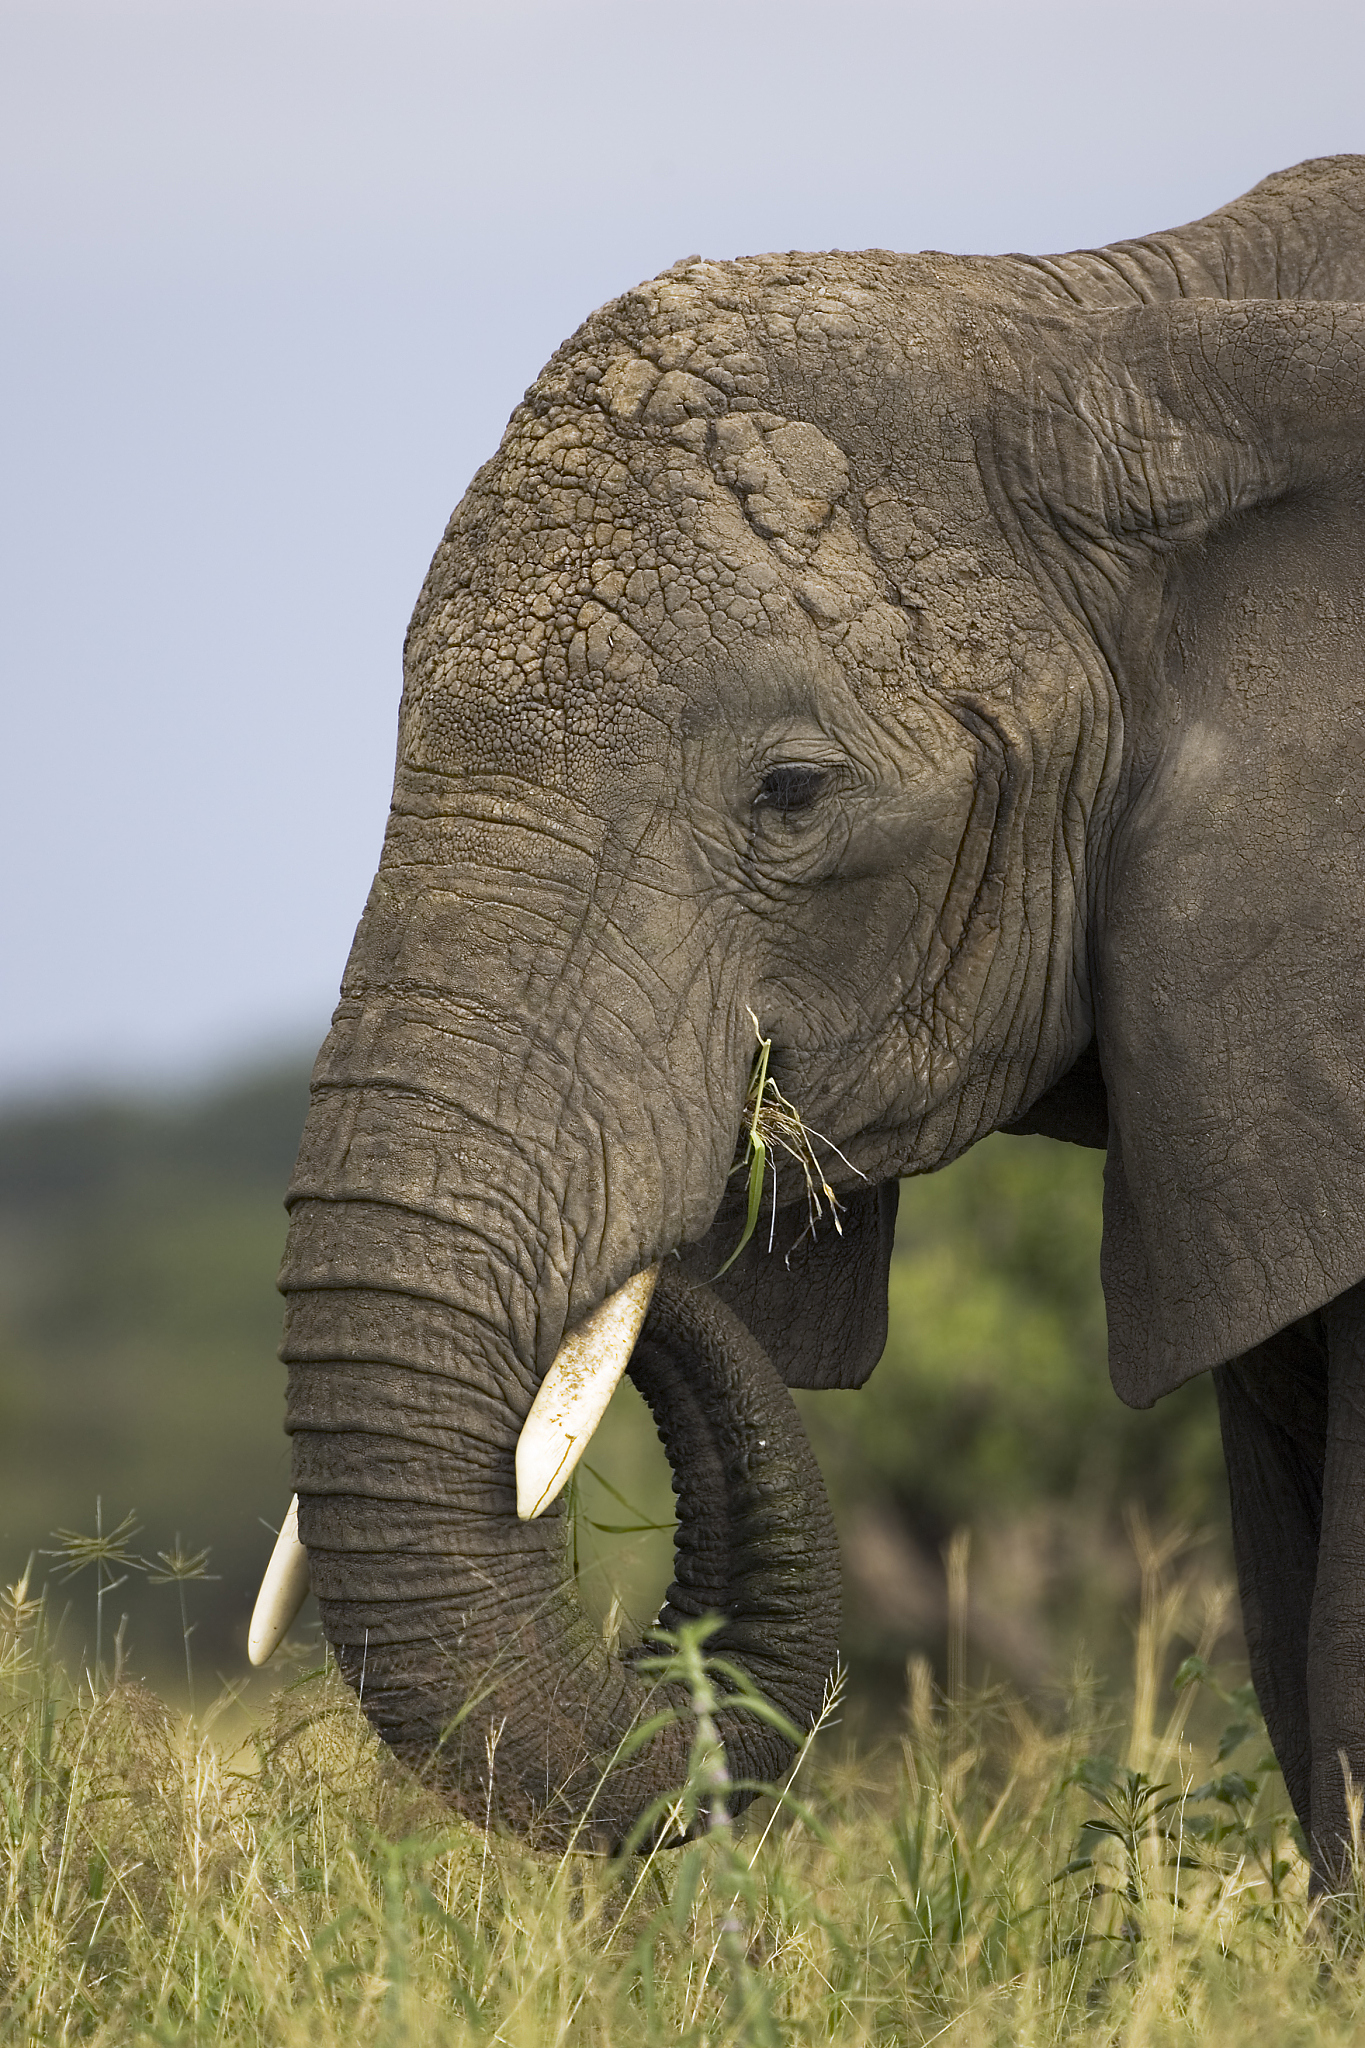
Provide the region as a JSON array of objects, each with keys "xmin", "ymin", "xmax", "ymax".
[
  {"xmin": 713, "ymin": 1692, "xmax": 804, "ymax": 1746},
  {"xmin": 669, "ymin": 1841, "xmax": 708, "ymax": 1929},
  {"xmin": 728, "ymin": 1783, "xmax": 835, "ymax": 1846},
  {"xmin": 1189, "ymin": 1771, "xmax": 1257, "ymax": 1808},
  {"xmin": 714, "ymin": 1135, "xmax": 768, "ymax": 1279},
  {"xmin": 611, "ymin": 1786, "xmax": 697, "ymax": 1861},
  {"xmin": 611, "ymin": 1709, "xmax": 684, "ymax": 1765},
  {"xmin": 580, "ymin": 1461, "xmax": 668, "ymax": 1520}
]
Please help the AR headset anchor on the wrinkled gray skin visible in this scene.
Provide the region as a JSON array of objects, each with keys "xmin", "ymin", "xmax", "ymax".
[{"xmin": 281, "ymin": 157, "xmax": 1365, "ymax": 1873}]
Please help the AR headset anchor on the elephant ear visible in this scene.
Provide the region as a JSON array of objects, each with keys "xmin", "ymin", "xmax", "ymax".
[
  {"xmin": 677, "ymin": 1180, "xmax": 899, "ymax": 1390},
  {"xmin": 1071, "ymin": 299, "xmax": 1365, "ymax": 1404}
]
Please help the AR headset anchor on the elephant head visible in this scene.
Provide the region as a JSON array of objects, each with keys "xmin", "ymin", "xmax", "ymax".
[{"xmin": 268, "ymin": 156, "xmax": 1365, "ymax": 1842}]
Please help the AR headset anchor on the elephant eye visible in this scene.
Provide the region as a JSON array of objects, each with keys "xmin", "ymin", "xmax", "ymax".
[{"xmin": 753, "ymin": 764, "xmax": 831, "ymax": 816}]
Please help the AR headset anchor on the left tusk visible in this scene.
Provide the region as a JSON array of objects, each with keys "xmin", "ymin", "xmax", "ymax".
[
  {"xmin": 247, "ymin": 1494, "xmax": 311, "ymax": 1666},
  {"xmin": 516, "ymin": 1264, "xmax": 660, "ymax": 1521}
]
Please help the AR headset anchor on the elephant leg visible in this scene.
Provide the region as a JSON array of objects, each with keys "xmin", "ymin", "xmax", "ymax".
[
  {"xmin": 1308, "ymin": 1278, "xmax": 1365, "ymax": 1885},
  {"xmin": 1213, "ymin": 1313, "xmax": 1328, "ymax": 1843}
]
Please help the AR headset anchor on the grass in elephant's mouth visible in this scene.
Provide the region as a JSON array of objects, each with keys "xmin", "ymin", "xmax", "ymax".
[
  {"xmin": 717, "ymin": 1014, "xmax": 864, "ymax": 1277},
  {"xmin": 3, "ymin": 1537, "xmax": 1364, "ymax": 2045}
]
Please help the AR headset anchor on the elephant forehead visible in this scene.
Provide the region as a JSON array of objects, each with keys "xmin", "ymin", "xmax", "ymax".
[{"xmin": 398, "ymin": 398, "xmax": 935, "ymax": 785}]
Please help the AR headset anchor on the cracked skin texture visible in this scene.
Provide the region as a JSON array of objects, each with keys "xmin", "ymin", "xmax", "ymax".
[
  {"xmin": 398, "ymin": 158, "xmax": 1365, "ymax": 1401},
  {"xmin": 282, "ymin": 156, "xmax": 1365, "ymax": 1870}
]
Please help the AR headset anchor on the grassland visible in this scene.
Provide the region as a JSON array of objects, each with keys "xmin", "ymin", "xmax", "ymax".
[{"xmin": 2, "ymin": 1530, "xmax": 1362, "ymax": 2048}]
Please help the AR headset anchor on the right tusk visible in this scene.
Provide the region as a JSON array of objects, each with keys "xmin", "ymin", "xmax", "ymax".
[
  {"xmin": 247, "ymin": 1494, "xmax": 311, "ymax": 1666},
  {"xmin": 516, "ymin": 1264, "xmax": 659, "ymax": 1521}
]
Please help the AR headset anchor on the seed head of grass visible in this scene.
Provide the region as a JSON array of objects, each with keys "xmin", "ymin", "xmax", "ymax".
[
  {"xmin": 0, "ymin": 1557, "xmax": 43, "ymax": 1641},
  {"xmin": 42, "ymin": 1497, "xmax": 146, "ymax": 1676},
  {"xmin": 42, "ymin": 1500, "xmax": 145, "ymax": 1584},
  {"xmin": 147, "ymin": 1541, "xmax": 217, "ymax": 1587}
]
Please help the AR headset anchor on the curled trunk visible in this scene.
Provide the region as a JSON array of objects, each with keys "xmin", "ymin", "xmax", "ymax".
[{"xmin": 284, "ymin": 1232, "xmax": 839, "ymax": 1849}]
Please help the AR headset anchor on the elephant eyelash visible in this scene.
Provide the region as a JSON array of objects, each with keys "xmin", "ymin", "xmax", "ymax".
[{"xmin": 753, "ymin": 764, "xmax": 833, "ymax": 815}]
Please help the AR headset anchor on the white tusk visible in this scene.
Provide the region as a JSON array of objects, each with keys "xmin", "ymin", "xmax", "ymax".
[
  {"xmin": 516, "ymin": 1264, "xmax": 660, "ymax": 1521},
  {"xmin": 247, "ymin": 1494, "xmax": 311, "ymax": 1666}
]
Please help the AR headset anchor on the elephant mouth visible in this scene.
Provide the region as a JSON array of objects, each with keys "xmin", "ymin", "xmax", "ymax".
[{"xmin": 278, "ymin": 1249, "xmax": 841, "ymax": 1850}]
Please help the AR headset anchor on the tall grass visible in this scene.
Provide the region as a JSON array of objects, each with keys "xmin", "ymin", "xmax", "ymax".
[{"xmin": 1, "ymin": 1533, "xmax": 1362, "ymax": 2046}]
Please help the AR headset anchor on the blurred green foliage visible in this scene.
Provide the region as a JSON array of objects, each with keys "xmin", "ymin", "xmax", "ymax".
[
  {"xmin": 0, "ymin": 1067, "xmax": 309, "ymax": 1685},
  {"xmin": 799, "ymin": 1138, "xmax": 1229, "ymax": 1705},
  {"xmin": 812, "ymin": 1136, "xmax": 1224, "ymax": 1536},
  {"xmin": 0, "ymin": 1064, "xmax": 1232, "ymax": 1711}
]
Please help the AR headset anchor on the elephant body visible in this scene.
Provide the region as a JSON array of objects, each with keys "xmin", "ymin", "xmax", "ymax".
[{"xmin": 279, "ymin": 159, "xmax": 1365, "ymax": 1874}]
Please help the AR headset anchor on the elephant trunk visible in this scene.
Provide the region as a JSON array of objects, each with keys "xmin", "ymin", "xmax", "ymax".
[
  {"xmin": 277, "ymin": 784, "xmax": 842, "ymax": 1840},
  {"xmin": 280, "ymin": 1171, "xmax": 839, "ymax": 1846}
]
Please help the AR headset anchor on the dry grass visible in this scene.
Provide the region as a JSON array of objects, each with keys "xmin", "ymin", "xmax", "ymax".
[
  {"xmin": 1, "ymin": 1533, "xmax": 1363, "ymax": 2046},
  {"xmin": 717, "ymin": 1016, "xmax": 861, "ymax": 1277}
]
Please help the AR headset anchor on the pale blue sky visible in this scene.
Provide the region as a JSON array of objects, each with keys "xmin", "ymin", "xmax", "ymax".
[{"xmin": 4, "ymin": 0, "xmax": 1362, "ymax": 1096}]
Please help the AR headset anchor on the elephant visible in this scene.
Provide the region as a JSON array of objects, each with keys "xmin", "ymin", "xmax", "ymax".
[{"xmin": 255, "ymin": 155, "xmax": 1365, "ymax": 1875}]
